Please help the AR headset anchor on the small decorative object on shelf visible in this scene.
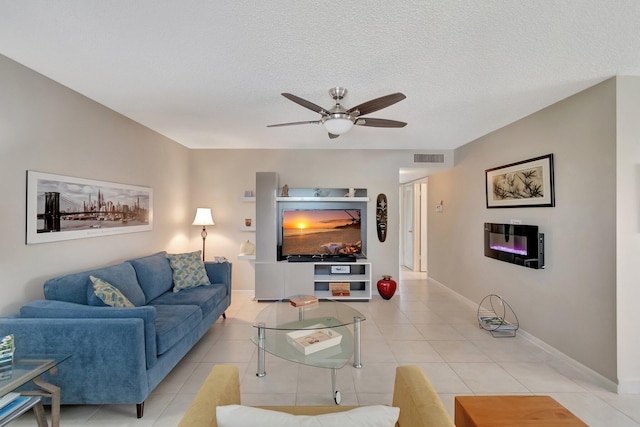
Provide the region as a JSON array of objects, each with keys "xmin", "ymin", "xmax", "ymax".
[
  {"xmin": 478, "ymin": 294, "xmax": 519, "ymax": 337},
  {"xmin": 289, "ymin": 295, "xmax": 318, "ymax": 308},
  {"xmin": 377, "ymin": 275, "xmax": 397, "ymax": 300},
  {"xmin": 329, "ymin": 282, "xmax": 351, "ymax": 297},
  {"xmin": 281, "ymin": 184, "xmax": 289, "ymax": 197},
  {"xmin": 286, "ymin": 324, "xmax": 342, "ymax": 355},
  {"xmin": 244, "ymin": 218, "xmax": 252, "ymax": 227},
  {"xmin": 244, "ymin": 190, "xmax": 254, "ymax": 197},
  {"xmin": 239, "ymin": 240, "xmax": 255, "ymax": 256}
]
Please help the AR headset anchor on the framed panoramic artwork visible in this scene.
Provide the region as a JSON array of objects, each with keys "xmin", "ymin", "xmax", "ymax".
[
  {"xmin": 26, "ymin": 171, "xmax": 153, "ymax": 244},
  {"xmin": 485, "ymin": 154, "xmax": 555, "ymax": 208}
]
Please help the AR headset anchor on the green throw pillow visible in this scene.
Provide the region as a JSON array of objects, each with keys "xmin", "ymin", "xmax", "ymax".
[
  {"xmin": 90, "ymin": 276, "xmax": 135, "ymax": 308},
  {"xmin": 166, "ymin": 251, "xmax": 210, "ymax": 292}
]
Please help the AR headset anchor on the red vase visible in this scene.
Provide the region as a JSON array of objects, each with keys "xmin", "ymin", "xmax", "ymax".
[{"xmin": 377, "ymin": 275, "xmax": 397, "ymax": 300}]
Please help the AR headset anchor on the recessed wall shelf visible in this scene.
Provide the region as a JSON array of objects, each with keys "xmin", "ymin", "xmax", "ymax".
[
  {"xmin": 239, "ymin": 196, "xmax": 256, "ymax": 202},
  {"xmin": 238, "ymin": 254, "xmax": 256, "ymax": 260},
  {"xmin": 239, "ymin": 226, "xmax": 256, "ymax": 232}
]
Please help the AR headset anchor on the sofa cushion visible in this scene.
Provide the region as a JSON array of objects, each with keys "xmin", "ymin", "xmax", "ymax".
[
  {"xmin": 166, "ymin": 251, "xmax": 211, "ymax": 292},
  {"xmin": 84, "ymin": 264, "xmax": 146, "ymax": 307},
  {"xmin": 216, "ymin": 405, "xmax": 400, "ymax": 427},
  {"xmin": 149, "ymin": 283, "xmax": 227, "ymax": 314},
  {"xmin": 128, "ymin": 252, "xmax": 174, "ymax": 303},
  {"xmin": 153, "ymin": 305, "xmax": 203, "ymax": 355},
  {"xmin": 90, "ymin": 276, "xmax": 135, "ymax": 308},
  {"xmin": 44, "ymin": 262, "xmax": 144, "ymax": 306}
]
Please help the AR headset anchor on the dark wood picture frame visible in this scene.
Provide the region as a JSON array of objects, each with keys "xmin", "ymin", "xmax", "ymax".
[{"xmin": 485, "ymin": 154, "xmax": 555, "ymax": 208}]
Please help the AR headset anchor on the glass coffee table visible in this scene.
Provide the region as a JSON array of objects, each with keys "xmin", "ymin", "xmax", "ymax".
[{"xmin": 251, "ymin": 297, "xmax": 365, "ymax": 404}]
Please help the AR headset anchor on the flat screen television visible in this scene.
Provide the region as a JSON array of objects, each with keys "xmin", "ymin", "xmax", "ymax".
[{"xmin": 280, "ymin": 208, "xmax": 363, "ymax": 259}]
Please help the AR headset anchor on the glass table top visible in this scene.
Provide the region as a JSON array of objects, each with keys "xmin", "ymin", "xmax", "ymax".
[
  {"xmin": 0, "ymin": 354, "xmax": 71, "ymax": 397},
  {"xmin": 252, "ymin": 297, "xmax": 366, "ymax": 331}
]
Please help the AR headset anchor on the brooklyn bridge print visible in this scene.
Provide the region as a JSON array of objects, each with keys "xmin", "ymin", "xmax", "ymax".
[{"xmin": 26, "ymin": 171, "xmax": 152, "ymax": 244}]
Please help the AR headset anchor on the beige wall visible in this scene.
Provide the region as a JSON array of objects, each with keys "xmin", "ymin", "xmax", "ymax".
[
  {"xmin": 428, "ymin": 79, "xmax": 618, "ymax": 381},
  {"xmin": 0, "ymin": 55, "xmax": 192, "ymax": 315}
]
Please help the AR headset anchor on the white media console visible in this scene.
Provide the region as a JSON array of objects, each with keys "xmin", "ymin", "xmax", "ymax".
[{"xmin": 254, "ymin": 172, "xmax": 372, "ymax": 300}]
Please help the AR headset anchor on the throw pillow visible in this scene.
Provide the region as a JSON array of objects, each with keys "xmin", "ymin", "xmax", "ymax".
[
  {"xmin": 166, "ymin": 251, "xmax": 211, "ymax": 292},
  {"xmin": 90, "ymin": 276, "xmax": 135, "ymax": 308},
  {"xmin": 216, "ymin": 405, "xmax": 400, "ymax": 427}
]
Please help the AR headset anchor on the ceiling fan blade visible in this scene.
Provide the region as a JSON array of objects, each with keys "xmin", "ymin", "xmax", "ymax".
[
  {"xmin": 328, "ymin": 133, "xmax": 340, "ymax": 139},
  {"xmin": 282, "ymin": 93, "xmax": 330, "ymax": 115},
  {"xmin": 355, "ymin": 118, "xmax": 407, "ymax": 128},
  {"xmin": 347, "ymin": 93, "xmax": 406, "ymax": 116},
  {"xmin": 267, "ymin": 120, "xmax": 321, "ymax": 128}
]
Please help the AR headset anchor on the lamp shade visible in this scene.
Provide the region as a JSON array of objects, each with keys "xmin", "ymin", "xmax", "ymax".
[
  {"xmin": 192, "ymin": 208, "xmax": 215, "ymax": 226},
  {"xmin": 323, "ymin": 117, "xmax": 353, "ymax": 135}
]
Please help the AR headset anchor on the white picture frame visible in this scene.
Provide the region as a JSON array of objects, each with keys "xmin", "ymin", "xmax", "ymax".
[{"xmin": 26, "ymin": 171, "xmax": 153, "ymax": 244}]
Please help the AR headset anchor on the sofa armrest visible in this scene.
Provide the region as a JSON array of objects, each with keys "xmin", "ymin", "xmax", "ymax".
[
  {"xmin": 179, "ymin": 364, "xmax": 241, "ymax": 427},
  {"xmin": 392, "ymin": 365, "xmax": 454, "ymax": 427},
  {"xmin": 17, "ymin": 299, "xmax": 158, "ymax": 368},
  {"xmin": 0, "ymin": 317, "xmax": 149, "ymax": 404},
  {"xmin": 205, "ymin": 261, "xmax": 232, "ymax": 304}
]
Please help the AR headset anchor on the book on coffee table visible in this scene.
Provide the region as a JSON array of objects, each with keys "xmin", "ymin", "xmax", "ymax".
[
  {"xmin": 289, "ymin": 295, "xmax": 319, "ymax": 308},
  {"xmin": 286, "ymin": 324, "xmax": 342, "ymax": 355}
]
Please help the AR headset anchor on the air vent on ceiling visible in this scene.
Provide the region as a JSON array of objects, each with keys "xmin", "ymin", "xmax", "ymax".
[{"xmin": 414, "ymin": 154, "xmax": 445, "ymax": 163}]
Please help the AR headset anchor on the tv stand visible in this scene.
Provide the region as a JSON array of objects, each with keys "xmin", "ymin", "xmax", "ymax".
[
  {"xmin": 254, "ymin": 173, "xmax": 372, "ymax": 301},
  {"xmin": 313, "ymin": 261, "xmax": 371, "ymax": 300}
]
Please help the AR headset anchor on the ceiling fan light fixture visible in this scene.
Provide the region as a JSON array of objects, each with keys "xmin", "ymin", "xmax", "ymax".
[{"xmin": 322, "ymin": 116, "xmax": 353, "ymax": 135}]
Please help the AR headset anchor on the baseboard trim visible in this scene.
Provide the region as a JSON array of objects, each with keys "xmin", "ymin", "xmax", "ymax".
[
  {"xmin": 617, "ymin": 379, "xmax": 640, "ymax": 394},
  {"xmin": 427, "ymin": 276, "xmax": 619, "ymax": 393}
]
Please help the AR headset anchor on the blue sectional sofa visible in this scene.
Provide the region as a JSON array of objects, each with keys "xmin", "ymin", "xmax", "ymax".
[{"xmin": 0, "ymin": 251, "xmax": 231, "ymax": 418}]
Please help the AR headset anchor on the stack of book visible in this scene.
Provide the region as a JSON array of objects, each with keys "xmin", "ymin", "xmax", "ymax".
[
  {"xmin": 285, "ymin": 324, "xmax": 342, "ymax": 355},
  {"xmin": 0, "ymin": 334, "xmax": 14, "ymax": 380},
  {"xmin": 329, "ymin": 282, "xmax": 350, "ymax": 297},
  {"xmin": 289, "ymin": 295, "xmax": 319, "ymax": 308},
  {"xmin": 0, "ymin": 393, "xmax": 32, "ymax": 424}
]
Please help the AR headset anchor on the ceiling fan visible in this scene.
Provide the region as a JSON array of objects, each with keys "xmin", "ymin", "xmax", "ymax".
[{"xmin": 267, "ymin": 87, "xmax": 407, "ymax": 139}]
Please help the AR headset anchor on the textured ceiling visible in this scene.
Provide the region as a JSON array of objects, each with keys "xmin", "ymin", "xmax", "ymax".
[{"xmin": 1, "ymin": 1, "xmax": 639, "ymax": 151}]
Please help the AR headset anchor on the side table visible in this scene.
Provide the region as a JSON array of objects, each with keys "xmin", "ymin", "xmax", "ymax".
[
  {"xmin": 0, "ymin": 355, "xmax": 70, "ymax": 427},
  {"xmin": 455, "ymin": 395, "xmax": 587, "ymax": 426}
]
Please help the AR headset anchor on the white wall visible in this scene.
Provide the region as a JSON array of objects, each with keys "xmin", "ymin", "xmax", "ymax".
[
  {"xmin": 188, "ymin": 149, "xmax": 447, "ymax": 291},
  {"xmin": 428, "ymin": 78, "xmax": 618, "ymax": 382},
  {"xmin": 0, "ymin": 55, "xmax": 191, "ymax": 315},
  {"xmin": 616, "ymin": 76, "xmax": 640, "ymax": 393}
]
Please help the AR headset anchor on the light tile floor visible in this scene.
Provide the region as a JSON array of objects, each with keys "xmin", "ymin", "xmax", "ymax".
[{"xmin": 12, "ymin": 271, "xmax": 640, "ymax": 426}]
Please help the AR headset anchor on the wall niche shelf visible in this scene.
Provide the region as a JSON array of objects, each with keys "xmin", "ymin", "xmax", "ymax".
[
  {"xmin": 239, "ymin": 226, "xmax": 256, "ymax": 232},
  {"xmin": 238, "ymin": 254, "xmax": 256, "ymax": 260},
  {"xmin": 239, "ymin": 196, "xmax": 256, "ymax": 202}
]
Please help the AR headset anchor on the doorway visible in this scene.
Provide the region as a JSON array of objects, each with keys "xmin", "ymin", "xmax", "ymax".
[{"xmin": 400, "ymin": 179, "xmax": 428, "ymax": 272}]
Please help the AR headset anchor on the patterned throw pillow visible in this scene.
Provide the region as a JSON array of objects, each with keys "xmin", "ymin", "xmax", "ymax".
[
  {"xmin": 90, "ymin": 275, "xmax": 135, "ymax": 308},
  {"xmin": 166, "ymin": 251, "xmax": 211, "ymax": 292}
]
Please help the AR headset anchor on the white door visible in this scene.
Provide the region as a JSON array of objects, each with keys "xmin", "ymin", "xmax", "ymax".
[
  {"xmin": 401, "ymin": 184, "xmax": 414, "ymax": 270},
  {"xmin": 419, "ymin": 182, "xmax": 428, "ymax": 272}
]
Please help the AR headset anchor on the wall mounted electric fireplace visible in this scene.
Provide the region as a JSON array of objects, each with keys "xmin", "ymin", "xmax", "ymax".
[{"xmin": 484, "ymin": 223, "xmax": 545, "ymax": 269}]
